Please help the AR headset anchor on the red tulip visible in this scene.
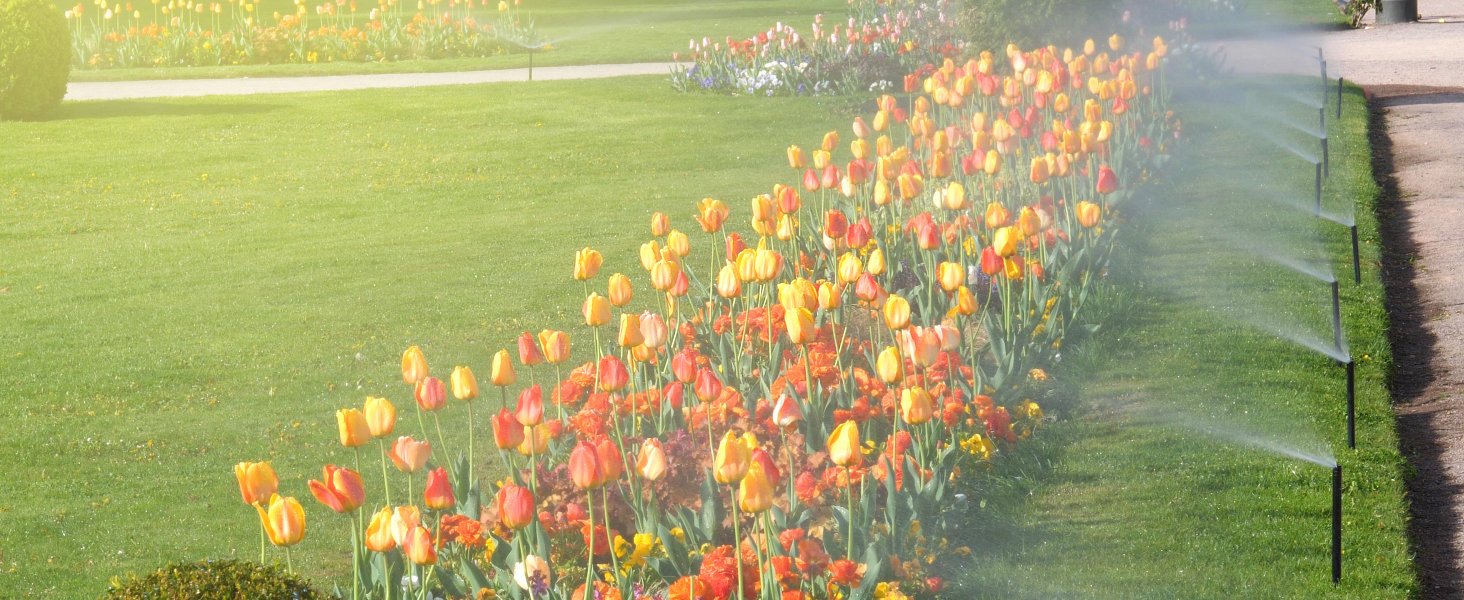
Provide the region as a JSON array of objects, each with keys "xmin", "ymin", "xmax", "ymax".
[
  {"xmin": 1096, "ymin": 165, "xmax": 1118, "ymax": 194},
  {"xmin": 750, "ymin": 448, "xmax": 781, "ymax": 487},
  {"xmin": 517, "ymin": 332, "xmax": 544, "ymax": 367},
  {"xmin": 415, "ymin": 376, "xmax": 446, "ymax": 412},
  {"xmin": 598, "ymin": 355, "xmax": 628, "ymax": 392},
  {"xmin": 496, "ymin": 483, "xmax": 535, "ymax": 530},
  {"xmin": 307, "ymin": 465, "xmax": 366, "ymax": 514},
  {"xmin": 595, "ymin": 438, "xmax": 623, "ymax": 483},
  {"xmin": 516, "ymin": 384, "xmax": 544, "ymax": 426},
  {"xmin": 493, "ymin": 409, "xmax": 525, "ymax": 450},
  {"xmin": 569, "ymin": 441, "xmax": 603, "ymax": 490},
  {"xmin": 424, "ymin": 467, "xmax": 454, "ymax": 511},
  {"xmin": 671, "ymin": 348, "xmax": 697, "ymax": 384},
  {"xmin": 824, "ymin": 210, "xmax": 848, "ymax": 240},
  {"xmin": 980, "ymin": 246, "xmax": 1003, "ymax": 276},
  {"xmin": 694, "ymin": 367, "xmax": 722, "ymax": 403}
]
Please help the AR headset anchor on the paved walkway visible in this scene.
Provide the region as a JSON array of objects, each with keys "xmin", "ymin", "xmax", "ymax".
[
  {"xmin": 65, "ymin": 62, "xmax": 676, "ymax": 101},
  {"xmin": 1322, "ymin": 3, "xmax": 1464, "ymax": 598}
]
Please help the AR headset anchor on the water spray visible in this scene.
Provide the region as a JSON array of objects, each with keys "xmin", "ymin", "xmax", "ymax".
[
  {"xmin": 1350, "ymin": 225, "xmax": 1361, "ymax": 284},
  {"xmin": 1344, "ymin": 359, "xmax": 1356, "ymax": 449},
  {"xmin": 1319, "ymin": 108, "xmax": 1329, "ymax": 177},
  {"xmin": 1332, "ymin": 463, "xmax": 1343, "ymax": 583}
]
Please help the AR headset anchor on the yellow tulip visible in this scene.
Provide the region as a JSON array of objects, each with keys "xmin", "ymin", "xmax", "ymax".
[
  {"xmin": 583, "ymin": 293, "xmax": 611, "ymax": 327},
  {"xmin": 365, "ymin": 507, "xmax": 395, "ymax": 552},
  {"xmin": 651, "ymin": 259, "xmax": 681, "ymax": 292},
  {"xmin": 937, "ymin": 261, "xmax": 964, "ymax": 292},
  {"xmin": 607, "ymin": 273, "xmax": 633, "ymax": 307},
  {"xmin": 787, "ymin": 144, "xmax": 806, "ymax": 169},
  {"xmin": 364, "ymin": 396, "xmax": 396, "ymax": 437},
  {"xmin": 992, "ymin": 226, "xmax": 1019, "ymax": 257},
  {"xmin": 716, "ymin": 264, "xmax": 741, "ymax": 299},
  {"xmin": 785, "ymin": 306, "xmax": 815, "ymax": 345},
  {"xmin": 827, "ymin": 421, "xmax": 861, "ymax": 467},
  {"xmin": 901, "ymin": 386, "xmax": 934, "ymax": 425},
  {"xmin": 450, "ymin": 366, "xmax": 478, "ymax": 402},
  {"xmin": 337, "ymin": 408, "xmax": 370, "ymax": 448},
  {"xmin": 883, "ymin": 294, "xmax": 911, "ymax": 330},
  {"xmin": 491, "ymin": 349, "xmax": 516, "ymax": 387},
  {"xmin": 639, "ymin": 240, "xmax": 661, "ymax": 271},
  {"xmin": 234, "ymin": 461, "xmax": 278, "ymax": 506},
  {"xmin": 876, "ymin": 346, "xmax": 903, "ymax": 384},
  {"xmin": 650, "ymin": 212, "xmax": 671, "ymax": 237},
  {"xmin": 867, "ymin": 247, "xmax": 886, "ymax": 276},
  {"xmin": 837, "ymin": 252, "xmax": 862, "ymax": 284},
  {"xmin": 817, "ymin": 281, "xmax": 841, "ymax": 311},
  {"xmin": 401, "ymin": 345, "xmax": 427, "ymax": 385},
  {"xmin": 955, "ymin": 285, "xmax": 978, "ymax": 316},
  {"xmin": 738, "ymin": 460, "xmax": 775, "ymax": 513},
  {"xmin": 573, "ymin": 247, "xmax": 603, "ymax": 281},
  {"xmin": 713, "ymin": 431, "xmax": 755, "ymax": 484},
  {"xmin": 255, "ymin": 494, "xmax": 305, "ymax": 547},
  {"xmin": 666, "ymin": 229, "xmax": 691, "ymax": 257},
  {"xmin": 1076, "ymin": 200, "xmax": 1102, "ymax": 228},
  {"xmin": 619, "ymin": 313, "xmax": 643, "ymax": 348},
  {"xmin": 636, "ymin": 438, "xmax": 668, "ymax": 481}
]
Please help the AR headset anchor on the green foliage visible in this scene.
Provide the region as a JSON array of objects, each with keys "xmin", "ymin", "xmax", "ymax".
[
  {"xmin": 1340, "ymin": 0, "xmax": 1378, "ymax": 27},
  {"xmin": 104, "ymin": 560, "xmax": 324, "ymax": 600},
  {"xmin": 0, "ymin": 0, "xmax": 69, "ymax": 119},
  {"xmin": 954, "ymin": 0, "xmax": 1123, "ymax": 52}
]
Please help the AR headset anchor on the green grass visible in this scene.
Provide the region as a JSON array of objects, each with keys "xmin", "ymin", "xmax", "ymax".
[
  {"xmin": 939, "ymin": 76, "xmax": 1414, "ymax": 597},
  {"xmin": 0, "ymin": 77, "xmax": 845, "ymax": 598},
  {"xmin": 67, "ymin": 0, "xmax": 845, "ymax": 82}
]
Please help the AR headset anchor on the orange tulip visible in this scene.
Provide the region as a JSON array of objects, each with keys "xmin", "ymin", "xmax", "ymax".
[
  {"xmin": 365, "ymin": 507, "xmax": 395, "ymax": 552},
  {"xmin": 817, "ymin": 281, "xmax": 841, "ymax": 311},
  {"xmin": 738, "ymin": 460, "xmax": 775, "ymax": 514},
  {"xmin": 1076, "ymin": 200, "xmax": 1102, "ymax": 228},
  {"xmin": 255, "ymin": 494, "xmax": 305, "ymax": 547},
  {"xmin": 883, "ymin": 294, "xmax": 911, "ymax": 330},
  {"xmin": 308, "ymin": 464, "xmax": 366, "ymax": 514},
  {"xmin": 403, "ymin": 525, "xmax": 437, "ymax": 565},
  {"xmin": 492, "ymin": 409, "xmax": 525, "ymax": 450},
  {"xmin": 415, "ymin": 376, "xmax": 446, "ymax": 412},
  {"xmin": 573, "ymin": 247, "xmax": 603, "ymax": 281},
  {"xmin": 485, "ymin": 349, "xmax": 514, "ymax": 387},
  {"xmin": 497, "ymin": 483, "xmax": 535, "ymax": 530},
  {"xmin": 515, "ymin": 384, "xmax": 543, "ymax": 427},
  {"xmin": 337, "ymin": 408, "xmax": 371, "ymax": 448},
  {"xmin": 785, "ymin": 306, "xmax": 815, "ymax": 345},
  {"xmin": 984, "ymin": 202, "xmax": 1010, "ymax": 229},
  {"xmin": 539, "ymin": 329, "xmax": 570, "ymax": 364},
  {"xmin": 955, "ymin": 285, "xmax": 978, "ymax": 315},
  {"xmin": 1029, "ymin": 156, "xmax": 1050, "ymax": 184},
  {"xmin": 596, "ymin": 438, "xmax": 624, "ymax": 483},
  {"xmin": 450, "ymin": 366, "xmax": 478, "ymax": 402},
  {"xmin": 518, "ymin": 331, "xmax": 545, "ymax": 367},
  {"xmin": 900, "ymin": 386, "xmax": 934, "ymax": 425},
  {"xmin": 569, "ymin": 441, "xmax": 603, "ymax": 490},
  {"xmin": 1017, "ymin": 207, "xmax": 1041, "ymax": 237},
  {"xmin": 650, "ymin": 212, "xmax": 671, "ymax": 237},
  {"xmin": 822, "ymin": 130, "xmax": 840, "ymax": 152},
  {"xmin": 401, "ymin": 345, "xmax": 428, "ymax": 386},
  {"xmin": 696, "ymin": 198, "xmax": 730, "ymax": 233},
  {"xmin": 235, "ymin": 461, "xmax": 278, "ymax": 506},
  {"xmin": 608, "ymin": 273, "xmax": 633, "ymax": 307},
  {"xmin": 618, "ymin": 313, "xmax": 644, "ymax": 348},
  {"xmin": 1096, "ymin": 166, "xmax": 1118, "ymax": 195},
  {"xmin": 651, "ymin": 259, "xmax": 681, "ymax": 292},
  {"xmin": 389, "ymin": 436, "xmax": 432, "ymax": 473},
  {"xmin": 666, "ymin": 229, "xmax": 691, "ymax": 257},
  {"xmin": 599, "ymin": 355, "xmax": 629, "ymax": 392},
  {"xmin": 713, "ymin": 431, "xmax": 756, "ymax": 484},
  {"xmin": 636, "ymin": 439, "xmax": 668, "ymax": 481},
  {"xmin": 694, "ymin": 367, "xmax": 722, "ymax": 403},
  {"xmin": 364, "ymin": 396, "xmax": 396, "ymax": 438},
  {"xmin": 827, "ymin": 421, "xmax": 861, "ymax": 467},
  {"xmin": 423, "ymin": 467, "xmax": 454, "ymax": 511}
]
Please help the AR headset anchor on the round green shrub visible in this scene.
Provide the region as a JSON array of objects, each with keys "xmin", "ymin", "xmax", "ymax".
[
  {"xmin": 0, "ymin": 0, "xmax": 70, "ymax": 120},
  {"xmin": 104, "ymin": 559, "xmax": 325, "ymax": 600}
]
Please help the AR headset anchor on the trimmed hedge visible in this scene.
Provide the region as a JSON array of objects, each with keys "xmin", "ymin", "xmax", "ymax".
[
  {"xmin": 0, "ymin": 0, "xmax": 69, "ymax": 120},
  {"xmin": 104, "ymin": 560, "xmax": 325, "ymax": 600}
]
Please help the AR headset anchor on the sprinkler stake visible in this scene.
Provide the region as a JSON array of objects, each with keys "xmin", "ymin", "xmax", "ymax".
[
  {"xmin": 1350, "ymin": 225, "xmax": 1361, "ymax": 284},
  {"xmin": 1331, "ymin": 279, "xmax": 1343, "ymax": 354},
  {"xmin": 1337, "ymin": 77, "xmax": 1344, "ymax": 119},
  {"xmin": 528, "ymin": 49, "xmax": 534, "ymax": 81},
  {"xmin": 1345, "ymin": 359, "xmax": 1356, "ymax": 449},
  {"xmin": 1332, "ymin": 464, "xmax": 1343, "ymax": 584},
  {"xmin": 1315, "ymin": 161, "xmax": 1323, "ymax": 215}
]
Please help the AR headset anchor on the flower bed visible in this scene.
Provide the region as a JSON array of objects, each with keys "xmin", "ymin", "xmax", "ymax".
[
  {"xmin": 62, "ymin": 0, "xmax": 534, "ymax": 68},
  {"xmin": 236, "ymin": 32, "xmax": 1177, "ymax": 600}
]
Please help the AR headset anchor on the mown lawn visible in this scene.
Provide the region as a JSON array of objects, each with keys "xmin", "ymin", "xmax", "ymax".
[
  {"xmin": 67, "ymin": 0, "xmax": 845, "ymax": 82},
  {"xmin": 940, "ymin": 75, "xmax": 1415, "ymax": 597},
  {"xmin": 0, "ymin": 76, "xmax": 843, "ymax": 597}
]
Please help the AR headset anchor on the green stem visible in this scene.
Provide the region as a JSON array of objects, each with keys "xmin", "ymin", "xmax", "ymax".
[
  {"xmin": 730, "ymin": 487, "xmax": 746, "ymax": 600},
  {"xmin": 466, "ymin": 400, "xmax": 476, "ymax": 487},
  {"xmin": 285, "ymin": 545, "xmax": 294, "ymax": 574},
  {"xmin": 845, "ymin": 466, "xmax": 855, "ymax": 561},
  {"xmin": 258, "ymin": 520, "xmax": 265, "ymax": 564},
  {"xmin": 431, "ymin": 412, "xmax": 451, "ymax": 479},
  {"xmin": 584, "ymin": 490, "xmax": 596, "ymax": 596},
  {"xmin": 378, "ymin": 438, "xmax": 393, "ymax": 507}
]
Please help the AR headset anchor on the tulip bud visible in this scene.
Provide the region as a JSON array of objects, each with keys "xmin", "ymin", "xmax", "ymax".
[
  {"xmin": 539, "ymin": 329, "xmax": 570, "ymax": 364},
  {"xmin": 942, "ymin": 181, "xmax": 967, "ymax": 210},
  {"xmin": 403, "ymin": 525, "xmax": 437, "ymax": 565},
  {"xmin": 867, "ymin": 247, "xmax": 886, "ymax": 276},
  {"xmin": 1017, "ymin": 207, "xmax": 1041, "ymax": 237},
  {"xmin": 785, "ymin": 306, "xmax": 815, "ymax": 345},
  {"xmin": 787, "ymin": 144, "xmax": 806, "ymax": 169},
  {"xmin": 569, "ymin": 441, "xmax": 603, "ymax": 490},
  {"xmin": 696, "ymin": 198, "xmax": 729, "ymax": 233},
  {"xmin": 496, "ymin": 483, "xmax": 535, "ymax": 530},
  {"xmin": 650, "ymin": 212, "xmax": 671, "ymax": 237},
  {"xmin": 716, "ymin": 264, "xmax": 741, "ymax": 299},
  {"xmin": 256, "ymin": 494, "xmax": 306, "ymax": 547},
  {"xmin": 1096, "ymin": 166, "xmax": 1118, "ymax": 195},
  {"xmin": 595, "ymin": 438, "xmax": 623, "ymax": 483},
  {"xmin": 583, "ymin": 293, "xmax": 611, "ymax": 327},
  {"xmin": 901, "ymin": 386, "xmax": 934, "ymax": 425},
  {"xmin": 883, "ymin": 294, "xmax": 911, "ymax": 330},
  {"xmin": 956, "ymin": 285, "xmax": 979, "ymax": 315},
  {"xmin": 937, "ymin": 261, "xmax": 964, "ymax": 292},
  {"xmin": 877, "ymin": 346, "xmax": 903, "ymax": 384},
  {"xmin": 414, "ymin": 377, "xmax": 446, "ymax": 412},
  {"xmin": 337, "ymin": 408, "xmax": 371, "ymax": 448},
  {"xmin": 618, "ymin": 313, "xmax": 644, "ymax": 348},
  {"xmin": 517, "ymin": 424, "xmax": 550, "ymax": 456},
  {"xmin": 738, "ymin": 460, "xmax": 775, "ymax": 513},
  {"xmin": 599, "ymin": 355, "xmax": 629, "ymax": 392},
  {"xmin": 639, "ymin": 240, "xmax": 662, "ymax": 271},
  {"xmin": 388, "ymin": 505, "xmax": 420, "ymax": 549},
  {"xmin": 640, "ymin": 312, "xmax": 668, "ymax": 348},
  {"xmin": 992, "ymin": 226, "xmax": 1019, "ymax": 257},
  {"xmin": 772, "ymin": 393, "xmax": 803, "ymax": 428},
  {"xmin": 450, "ymin": 367, "xmax": 478, "ymax": 402},
  {"xmin": 308, "ymin": 464, "xmax": 366, "ymax": 514},
  {"xmin": 651, "ymin": 259, "xmax": 681, "ymax": 292},
  {"xmin": 491, "ymin": 349, "xmax": 516, "ymax": 387},
  {"xmin": 365, "ymin": 507, "xmax": 396, "ymax": 552},
  {"xmin": 517, "ymin": 331, "xmax": 544, "ymax": 367},
  {"xmin": 983, "ymin": 149, "xmax": 1002, "ymax": 175},
  {"xmin": 694, "ymin": 367, "xmax": 722, "ymax": 402},
  {"xmin": 827, "ymin": 421, "xmax": 861, "ymax": 467},
  {"xmin": 516, "ymin": 384, "xmax": 543, "ymax": 426},
  {"xmin": 984, "ymin": 202, "xmax": 1010, "ymax": 229},
  {"xmin": 817, "ymin": 281, "xmax": 841, "ymax": 311},
  {"xmin": 389, "ymin": 436, "xmax": 433, "ymax": 473},
  {"xmin": 401, "ymin": 345, "xmax": 428, "ymax": 385},
  {"xmin": 1076, "ymin": 200, "xmax": 1101, "ymax": 228},
  {"xmin": 235, "ymin": 461, "xmax": 278, "ymax": 506},
  {"xmin": 636, "ymin": 439, "xmax": 668, "ymax": 481},
  {"xmin": 714, "ymin": 431, "xmax": 755, "ymax": 484},
  {"xmin": 608, "ymin": 273, "xmax": 633, "ymax": 307},
  {"xmin": 573, "ymin": 247, "xmax": 603, "ymax": 281}
]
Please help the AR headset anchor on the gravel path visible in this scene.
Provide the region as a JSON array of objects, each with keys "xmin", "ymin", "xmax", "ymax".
[
  {"xmin": 64, "ymin": 62, "xmax": 677, "ymax": 101},
  {"xmin": 1213, "ymin": 2, "xmax": 1464, "ymax": 595},
  {"xmin": 1324, "ymin": 3, "xmax": 1464, "ymax": 598}
]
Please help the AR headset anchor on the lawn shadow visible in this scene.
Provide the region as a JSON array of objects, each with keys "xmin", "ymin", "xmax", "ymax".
[
  {"xmin": 1370, "ymin": 90, "xmax": 1460, "ymax": 598},
  {"xmin": 50, "ymin": 100, "xmax": 283, "ymax": 121}
]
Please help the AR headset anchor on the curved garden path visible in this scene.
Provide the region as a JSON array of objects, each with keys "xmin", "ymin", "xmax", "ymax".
[
  {"xmin": 64, "ymin": 62, "xmax": 676, "ymax": 101},
  {"xmin": 1324, "ymin": 3, "xmax": 1464, "ymax": 597}
]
